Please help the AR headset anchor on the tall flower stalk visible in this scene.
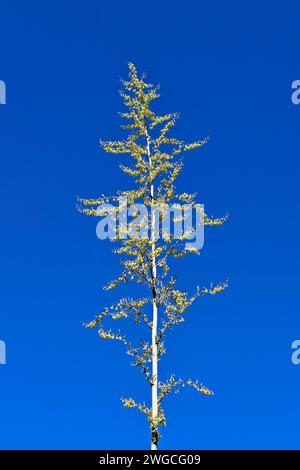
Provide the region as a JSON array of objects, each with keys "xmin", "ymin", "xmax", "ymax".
[{"xmin": 78, "ymin": 63, "xmax": 227, "ymax": 449}]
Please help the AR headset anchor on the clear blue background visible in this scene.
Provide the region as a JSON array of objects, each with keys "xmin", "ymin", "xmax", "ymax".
[{"xmin": 1, "ymin": 0, "xmax": 300, "ymax": 450}]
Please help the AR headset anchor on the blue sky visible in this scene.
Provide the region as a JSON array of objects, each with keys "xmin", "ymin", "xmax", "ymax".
[{"xmin": 1, "ymin": 0, "xmax": 300, "ymax": 450}]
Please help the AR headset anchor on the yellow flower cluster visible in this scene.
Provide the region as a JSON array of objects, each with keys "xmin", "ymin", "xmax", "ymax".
[{"xmin": 77, "ymin": 62, "xmax": 228, "ymax": 444}]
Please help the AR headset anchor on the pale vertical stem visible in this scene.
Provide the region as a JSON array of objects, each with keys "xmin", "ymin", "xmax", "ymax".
[
  {"xmin": 146, "ymin": 133, "xmax": 159, "ymax": 450},
  {"xmin": 151, "ymin": 184, "xmax": 158, "ymax": 450}
]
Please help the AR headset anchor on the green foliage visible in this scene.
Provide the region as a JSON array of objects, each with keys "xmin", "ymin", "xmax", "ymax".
[{"xmin": 79, "ymin": 63, "xmax": 227, "ymax": 444}]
